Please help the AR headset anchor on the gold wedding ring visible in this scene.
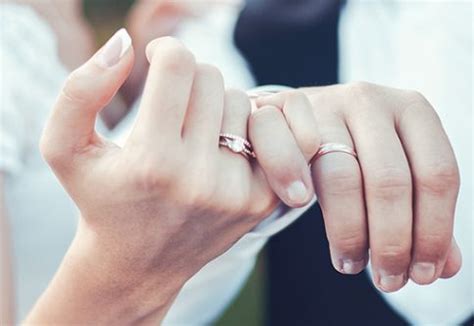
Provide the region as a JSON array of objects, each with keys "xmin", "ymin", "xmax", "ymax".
[
  {"xmin": 310, "ymin": 143, "xmax": 358, "ymax": 165},
  {"xmin": 219, "ymin": 133, "xmax": 256, "ymax": 159}
]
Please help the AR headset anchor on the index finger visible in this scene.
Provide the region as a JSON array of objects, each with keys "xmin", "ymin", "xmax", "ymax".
[
  {"xmin": 249, "ymin": 105, "xmax": 314, "ymax": 207},
  {"xmin": 256, "ymin": 91, "xmax": 320, "ymax": 162}
]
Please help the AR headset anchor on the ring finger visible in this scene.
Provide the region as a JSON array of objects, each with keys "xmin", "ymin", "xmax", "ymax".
[
  {"xmin": 311, "ymin": 114, "xmax": 368, "ymax": 275},
  {"xmin": 219, "ymin": 89, "xmax": 252, "ymax": 163}
]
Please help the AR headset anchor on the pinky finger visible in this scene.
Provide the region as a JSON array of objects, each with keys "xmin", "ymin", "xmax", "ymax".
[
  {"xmin": 440, "ymin": 238, "xmax": 462, "ymax": 279},
  {"xmin": 249, "ymin": 105, "xmax": 314, "ymax": 207},
  {"xmin": 256, "ymin": 91, "xmax": 320, "ymax": 162}
]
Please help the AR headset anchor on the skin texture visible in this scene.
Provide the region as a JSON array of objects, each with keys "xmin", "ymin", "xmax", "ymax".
[
  {"xmin": 1, "ymin": 2, "xmax": 461, "ymax": 320},
  {"xmin": 256, "ymin": 85, "xmax": 462, "ymax": 292},
  {"xmin": 25, "ymin": 34, "xmax": 315, "ymax": 324}
]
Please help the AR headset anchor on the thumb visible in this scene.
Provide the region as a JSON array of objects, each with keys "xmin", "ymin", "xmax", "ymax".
[{"xmin": 41, "ymin": 28, "xmax": 134, "ymax": 169}]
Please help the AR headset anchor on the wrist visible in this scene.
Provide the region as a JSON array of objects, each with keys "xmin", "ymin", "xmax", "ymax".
[
  {"xmin": 69, "ymin": 225, "xmax": 188, "ymax": 318},
  {"xmin": 26, "ymin": 225, "xmax": 187, "ymax": 324}
]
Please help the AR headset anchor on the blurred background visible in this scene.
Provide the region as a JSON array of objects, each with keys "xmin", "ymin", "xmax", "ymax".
[
  {"xmin": 3, "ymin": 1, "xmax": 471, "ymax": 325},
  {"xmin": 84, "ymin": 1, "xmax": 264, "ymax": 325}
]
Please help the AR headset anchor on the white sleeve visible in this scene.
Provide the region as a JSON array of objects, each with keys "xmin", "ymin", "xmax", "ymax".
[
  {"xmin": 379, "ymin": 4, "xmax": 473, "ymax": 325},
  {"xmin": 0, "ymin": 85, "xmax": 26, "ymax": 175},
  {"xmin": 0, "ymin": 4, "xmax": 67, "ymax": 175},
  {"xmin": 341, "ymin": 2, "xmax": 473, "ymax": 324}
]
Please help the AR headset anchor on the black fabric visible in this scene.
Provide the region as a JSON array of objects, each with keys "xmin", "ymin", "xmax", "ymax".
[
  {"xmin": 234, "ymin": 0, "xmax": 341, "ymax": 88},
  {"xmin": 234, "ymin": 1, "xmax": 407, "ymax": 325},
  {"xmin": 462, "ymin": 315, "xmax": 474, "ymax": 326},
  {"xmin": 265, "ymin": 204, "xmax": 408, "ymax": 326}
]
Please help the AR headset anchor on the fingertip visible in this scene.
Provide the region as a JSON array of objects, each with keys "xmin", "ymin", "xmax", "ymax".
[
  {"xmin": 145, "ymin": 36, "xmax": 188, "ymax": 64},
  {"xmin": 440, "ymin": 238, "xmax": 462, "ymax": 279},
  {"xmin": 285, "ymin": 179, "xmax": 314, "ymax": 207},
  {"xmin": 250, "ymin": 104, "xmax": 314, "ymax": 207},
  {"xmin": 94, "ymin": 28, "xmax": 133, "ymax": 69},
  {"xmin": 46, "ymin": 28, "xmax": 134, "ymax": 161},
  {"xmin": 255, "ymin": 93, "xmax": 284, "ymax": 108}
]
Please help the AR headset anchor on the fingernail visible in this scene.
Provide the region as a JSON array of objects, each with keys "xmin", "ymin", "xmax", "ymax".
[
  {"xmin": 287, "ymin": 181, "xmax": 308, "ymax": 204},
  {"xmin": 411, "ymin": 262, "xmax": 436, "ymax": 284},
  {"xmin": 341, "ymin": 259, "xmax": 366, "ymax": 274},
  {"xmin": 378, "ymin": 272, "xmax": 406, "ymax": 292},
  {"xmin": 96, "ymin": 28, "xmax": 131, "ymax": 68}
]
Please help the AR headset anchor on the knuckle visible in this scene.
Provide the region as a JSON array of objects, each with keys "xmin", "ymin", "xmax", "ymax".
[
  {"xmin": 346, "ymin": 81, "xmax": 375, "ymax": 98},
  {"xmin": 153, "ymin": 38, "xmax": 195, "ymax": 75},
  {"xmin": 330, "ymin": 231, "xmax": 367, "ymax": 255},
  {"xmin": 250, "ymin": 105, "xmax": 282, "ymax": 123},
  {"xmin": 223, "ymin": 192, "xmax": 247, "ymax": 216},
  {"xmin": 299, "ymin": 130, "xmax": 320, "ymax": 159},
  {"xmin": 367, "ymin": 167, "xmax": 411, "ymax": 199},
  {"xmin": 62, "ymin": 70, "xmax": 90, "ymax": 104},
  {"xmin": 196, "ymin": 64, "xmax": 224, "ymax": 84},
  {"xmin": 405, "ymin": 89, "xmax": 429, "ymax": 106},
  {"xmin": 225, "ymin": 88, "xmax": 251, "ymax": 114},
  {"xmin": 132, "ymin": 157, "xmax": 175, "ymax": 192},
  {"xmin": 376, "ymin": 244, "xmax": 411, "ymax": 263},
  {"xmin": 62, "ymin": 69, "xmax": 114, "ymax": 108},
  {"xmin": 133, "ymin": 167, "xmax": 163, "ymax": 192},
  {"xmin": 400, "ymin": 89, "xmax": 436, "ymax": 116},
  {"xmin": 282, "ymin": 91, "xmax": 311, "ymax": 117},
  {"xmin": 344, "ymin": 81, "xmax": 383, "ymax": 116},
  {"xmin": 415, "ymin": 232, "xmax": 450, "ymax": 260},
  {"xmin": 416, "ymin": 163, "xmax": 460, "ymax": 196},
  {"xmin": 322, "ymin": 167, "xmax": 361, "ymax": 195},
  {"xmin": 183, "ymin": 186, "xmax": 215, "ymax": 210},
  {"xmin": 248, "ymin": 195, "xmax": 279, "ymax": 222},
  {"xmin": 39, "ymin": 134, "xmax": 64, "ymax": 168},
  {"xmin": 179, "ymin": 167, "xmax": 217, "ymax": 208},
  {"xmin": 286, "ymin": 90, "xmax": 308, "ymax": 103}
]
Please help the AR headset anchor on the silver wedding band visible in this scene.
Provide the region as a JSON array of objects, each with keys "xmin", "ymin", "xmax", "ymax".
[
  {"xmin": 219, "ymin": 133, "xmax": 256, "ymax": 159},
  {"xmin": 310, "ymin": 143, "xmax": 358, "ymax": 165}
]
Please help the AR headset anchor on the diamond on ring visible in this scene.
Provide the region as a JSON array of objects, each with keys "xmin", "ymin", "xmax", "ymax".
[
  {"xmin": 228, "ymin": 139, "xmax": 245, "ymax": 153},
  {"xmin": 219, "ymin": 133, "xmax": 256, "ymax": 159}
]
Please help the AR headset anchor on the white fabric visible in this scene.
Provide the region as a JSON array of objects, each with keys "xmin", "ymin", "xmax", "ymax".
[
  {"xmin": 340, "ymin": 1, "xmax": 473, "ymax": 324},
  {"xmin": 0, "ymin": 3, "xmax": 312, "ymax": 323},
  {"xmin": 0, "ymin": 4, "xmax": 78, "ymax": 320},
  {"xmin": 176, "ymin": 4, "xmax": 255, "ymax": 90}
]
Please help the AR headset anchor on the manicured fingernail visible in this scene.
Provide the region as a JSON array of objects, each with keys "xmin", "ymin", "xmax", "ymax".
[
  {"xmin": 341, "ymin": 259, "xmax": 366, "ymax": 274},
  {"xmin": 411, "ymin": 262, "xmax": 436, "ymax": 284},
  {"xmin": 378, "ymin": 272, "xmax": 406, "ymax": 292},
  {"xmin": 96, "ymin": 28, "xmax": 131, "ymax": 68},
  {"xmin": 287, "ymin": 181, "xmax": 308, "ymax": 204}
]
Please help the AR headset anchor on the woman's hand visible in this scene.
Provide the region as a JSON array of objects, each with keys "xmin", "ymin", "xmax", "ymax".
[
  {"xmin": 256, "ymin": 84, "xmax": 462, "ymax": 293},
  {"xmin": 27, "ymin": 31, "xmax": 314, "ymax": 324}
]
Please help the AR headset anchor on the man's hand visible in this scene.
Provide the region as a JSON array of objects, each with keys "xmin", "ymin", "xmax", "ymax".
[{"xmin": 255, "ymin": 83, "xmax": 462, "ymax": 293}]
